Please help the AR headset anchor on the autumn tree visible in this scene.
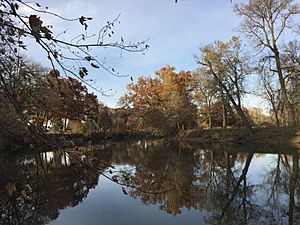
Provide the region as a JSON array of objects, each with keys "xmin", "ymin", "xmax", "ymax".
[
  {"xmin": 0, "ymin": 0, "xmax": 147, "ymax": 142},
  {"xmin": 156, "ymin": 66, "xmax": 197, "ymax": 131},
  {"xmin": 0, "ymin": 54, "xmax": 101, "ymax": 136},
  {"xmin": 193, "ymin": 68, "xmax": 218, "ymax": 129},
  {"xmin": 234, "ymin": 0, "xmax": 300, "ymax": 126},
  {"xmin": 195, "ymin": 36, "xmax": 252, "ymax": 132},
  {"xmin": 120, "ymin": 66, "xmax": 197, "ymax": 135},
  {"xmin": 97, "ymin": 105, "xmax": 113, "ymax": 131},
  {"xmin": 220, "ymin": 37, "xmax": 250, "ymax": 108},
  {"xmin": 120, "ymin": 76, "xmax": 163, "ymax": 132},
  {"xmin": 44, "ymin": 76, "xmax": 100, "ymax": 131},
  {"xmin": 0, "ymin": 89, "xmax": 26, "ymax": 140},
  {"xmin": 0, "ymin": 56, "xmax": 51, "ymax": 140},
  {"xmin": 246, "ymin": 107, "xmax": 272, "ymax": 127}
]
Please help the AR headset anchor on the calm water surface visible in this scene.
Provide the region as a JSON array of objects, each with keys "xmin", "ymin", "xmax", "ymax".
[{"xmin": 1, "ymin": 140, "xmax": 299, "ymax": 225}]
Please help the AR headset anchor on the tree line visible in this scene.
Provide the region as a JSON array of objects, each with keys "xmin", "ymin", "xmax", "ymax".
[
  {"xmin": 119, "ymin": 0, "xmax": 300, "ymax": 135},
  {"xmin": 0, "ymin": 0, "xmax": 300, "ymax": 142}
]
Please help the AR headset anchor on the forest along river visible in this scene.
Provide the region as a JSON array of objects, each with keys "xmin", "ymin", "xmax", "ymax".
[{"xmin": 0, "ymin": 140, "xmax": 299, "ymax": 225}]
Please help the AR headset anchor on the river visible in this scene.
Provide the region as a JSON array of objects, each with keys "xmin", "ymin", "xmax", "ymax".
[{"xmin": 0, "ymin": 140, "xmax": 299, "ymax": 225}]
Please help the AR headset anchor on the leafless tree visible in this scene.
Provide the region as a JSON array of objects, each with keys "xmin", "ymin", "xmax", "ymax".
[
  {"xmin": 234, "ymin": 0, "xmax": 300, "ymax": 126},
  {"xmin": 256, "ymin": 58, "xmax": 282, "ymax": 126}
]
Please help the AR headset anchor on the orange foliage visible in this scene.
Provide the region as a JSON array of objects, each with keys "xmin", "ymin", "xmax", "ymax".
[{"xmin": 120, "ymin": 66, "xmax": 197, "ymax": 134}]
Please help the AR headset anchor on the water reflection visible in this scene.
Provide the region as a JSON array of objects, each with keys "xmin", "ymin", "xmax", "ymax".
[
  {"xmin": 0, "ymin": 148, "xmax": 105, "ymax": 225},
  {"xmin": 0, "ymin": 141, "xmax": 300, "ymax": 225}
]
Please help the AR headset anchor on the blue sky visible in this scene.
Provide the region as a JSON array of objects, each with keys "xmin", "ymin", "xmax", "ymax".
[{"xmin": 23, "ymin": 0, "xmax": 271, "ymax": 109}]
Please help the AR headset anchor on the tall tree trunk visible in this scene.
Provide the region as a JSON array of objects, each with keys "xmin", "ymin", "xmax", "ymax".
[
  {"xmin": 270, "ymin": 101, "xmax": 280, "ymax": 127},
  {"xmin": 207, "ymin": 99, "xmax": 212, "ymax": 129},
  {"xmin": 210, "ymin": 70, "xmax": 253, "ymax": 133},
  {"xmin": 208, "ymin": 109, "xmax": 212, "ymax": 130},
  {"xmin": 63, "ymin": 118, "xmax": 68, "ymax": 132},
  {"xmin": 221, "ymin": 91, "xmax": 227, "ymax": 128},
  {"xmin": 234, "ymin": 75, "xmax": 242, "ymax": 109},
  {"xmin": 274, "ymin": 49, "xmax": 296, "ymax": 126},
  {"xmin": 227, "ymin": 93, "xmax": 252, "ymax": 132}
]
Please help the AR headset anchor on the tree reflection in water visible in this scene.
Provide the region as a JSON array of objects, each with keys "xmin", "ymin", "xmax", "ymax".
[
  {"xmin": 0, "ymin": 140, "xmax": 300, "ymax": 225},
  {"xmin": 0, "ymin": 147, "xmax": 107, "ymax": 225}
]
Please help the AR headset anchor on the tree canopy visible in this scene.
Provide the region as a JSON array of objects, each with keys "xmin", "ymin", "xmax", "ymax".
[{"xmin": 120, "ymin": 66, "xmax": 197, "ymax": 135}]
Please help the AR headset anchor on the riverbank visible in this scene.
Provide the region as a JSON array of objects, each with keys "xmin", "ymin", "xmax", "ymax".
[
  {"xmin": 0, "ymin": 131, "xmax": 157, "ymax": 152},
  {"xmin": 1, "ymin": 127, "xmax": 300, "ymax": 152},
  {"xmin": 176, "ymin": 127, "xmax": 300, "ymax": 148},
  {"xmin": 50, "ymin": 131, "xmax": 158, "ymax": 148}
]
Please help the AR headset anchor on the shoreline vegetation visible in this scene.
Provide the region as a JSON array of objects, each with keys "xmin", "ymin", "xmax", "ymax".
[
  {"xmin": 176, "ymin": 127, "xmax": 300, "ymax": 147},
  {"xmin": 1, "ymin": 127, "xmax": 300, "ymax": 152}
]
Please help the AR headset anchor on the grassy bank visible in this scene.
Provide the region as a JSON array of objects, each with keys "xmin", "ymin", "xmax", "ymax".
[{"xmin": 177, "ymin": 127, "xmax": 300, "ymax": 147}]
